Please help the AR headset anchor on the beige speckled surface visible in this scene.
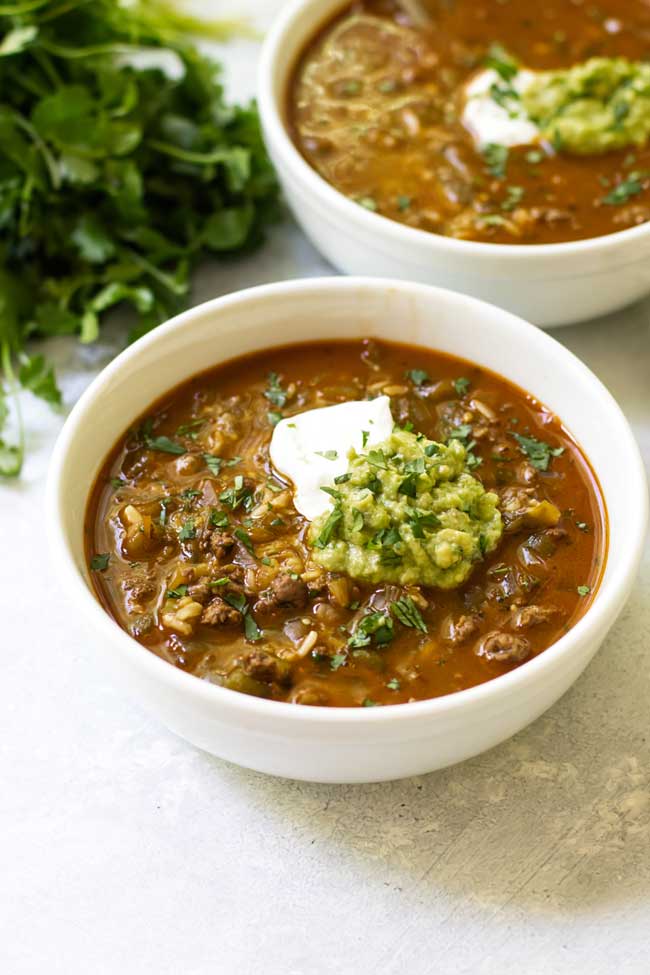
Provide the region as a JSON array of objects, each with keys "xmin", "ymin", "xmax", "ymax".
[{"xmin": 2, "ymin": 6, "xmax": 649, "ymax": 972}]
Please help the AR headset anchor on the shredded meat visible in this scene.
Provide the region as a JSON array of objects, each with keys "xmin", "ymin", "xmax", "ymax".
[
  {"xmin": 512, "ymin": 604, "xmax": 559, "ymax": 630},
  {"xmin": 256, "ymin": 573, "xmax": 308, "ymax": 612},
  {"xmin": 201, "ymin": 596, "xmax": 241, "ymax": 627},
  {"xmin": 242, "ymin": 650, "xmax": 291, "ymax": 686},
  {"xmin": 476, "ymin": 630, "xmax": 531, "ymax": 664},
  {"xmin": 446, "ymin": 614, "xmax": 480, "ymax": 644}
]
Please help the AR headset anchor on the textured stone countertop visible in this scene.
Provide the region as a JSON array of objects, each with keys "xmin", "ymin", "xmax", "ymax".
[{"xmin": 2, "ymin": 5, "xmax": 649, "ymax": 973}]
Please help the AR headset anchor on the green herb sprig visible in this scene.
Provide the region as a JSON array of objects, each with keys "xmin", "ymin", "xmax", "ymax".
[{"xmin": 0, "ymin": 0, "xmax": 278, "ymax": 477}]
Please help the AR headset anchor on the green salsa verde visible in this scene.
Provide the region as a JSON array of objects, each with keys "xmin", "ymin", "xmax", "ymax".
[
  {"xmin": 522, "ymin": 57, "xmax": 650, "ymax": 155},
  {"xmin": 309, "ymin": 429, "xmax": 502, "ymax": 588}
]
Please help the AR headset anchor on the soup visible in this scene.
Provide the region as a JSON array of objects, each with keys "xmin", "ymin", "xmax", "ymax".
[
  {"xmin": 86, "ymin": 340, "xmax": 605, "ymax": 707},
  {"xmin": 288, "ymin": 0, "xmax": 650, "ymax": 244}
]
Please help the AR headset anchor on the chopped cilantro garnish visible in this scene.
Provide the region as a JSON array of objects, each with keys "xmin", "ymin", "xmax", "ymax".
[
  {"xmin": 264, "ymin": 372, "xmax": 287, "ymax": 408},
  {"xmin": 397, "ymin": 195, "xmax": 411, "ymax": 211},
  {"xmin": 166, "ymin": 584, "xmax": 188, "ymax": 599},
  {"xmin": 482, "ymin": 143, "xmax": 509, "ymax": 179},
  {"xmin": 209, "ymin": 509, "xmax": 229, "ymax": 528},
  {"xmin": 320, "ymin": 486, "xmax": 342, "ymax": 500},
  {"xmin": 501, "ymin": 185, "xmax": 524, "ymax": 211},
  {"xmin": 209, "ymin": 578, "xmax": 229, "ymax": 587},
  {"xmin": 348, "ymin": 611, "xmax": 394, "ymax": 648},
  {"xmin": 244, "ymin": 613, "xmax": 263, "ymax": 642},
  {"xmin": 484, "ymin": 43, "xmax": 518, "ymax": 82},
  {"xmin": 398, "ymin": 472, "xmax": 418, "ymax": 498},
  {"xmin": 180, "ymin": 488, "xmax": 200, "ymax": 501},
  {"xmin": 175, "ymin": 418, "xmax": 205, "ymax": 439},
  {"xmin": 313, "ymin": 504, "xmax": 343, "ymax": 548},
  {"xmin": 406, "ymin": 368, "xmax": 429, "ymax": 386},
  {"xmin": 386, "ymin": 678, "xmax": 401, "ymax": 691},
  {"xmin": 330, "ymin": 653, "xmax": 347, "ymax": 671},
  {"xmin": 367, "ymin": 448, "xmax": 388, "ymax": 469},
  {"xmin": 267, "ymin": 411, "xmax": 283, "ymax": 426},
  {"xmin": 234, "ymin": 527, "xmax": 255, "ymax": 555},
  {"xmin": 362, "ymin": 698, "xmax": 380, "ymax": 707},
  {"xmin": 577, "ymin": 585, "xmax": 591, "ymax": 597},
  {"xmin": 391, "ymin": 596, "xmax": 428, "ymax": 633},
  {"xmin": 179, "ymin": 518, "xmax": 196, "ymax": 541},
  {"xmin": 449, "ymin": 423, "xmax": 472, "ymax": 442},
  {"xmin": 334, "ymin": 472, "xmax": 352, "ymax": 484},
  {"xmin": 203, "ymin": 454, "xmax": 240, "ymax": 476},
  {"xmin": 513, "ymin": 433, "xmax": 564, "ymax": 471},
  {"xmin": 315, "ymin": 449, "xmax": 338, "ymax": 460},
  {"xmin": 603, "ymin": 175, "xmax": 644, "ymax": 205},
  {"xmin": 525, "ymin": 149, "xmax": 544, "ymax": 164},
  {"xmin": 90, "ymin": 553, "xmax": 110, "ymax": 571},
  {"xmin": 453, "ymin": 377, "xmax": 470, "ymax": 396},
  {"xmin": 143, "ymin": 434, "xmax": 185, "ymax": 455},
  {"xmin": 408, "ymin": 509, "xmax": 441, "ymax": 538},
  {"xmin": 109, "ymin": 477, "xmax": 125, "ymax": 489},
  {"xmin": 361, "ymin": 430, "xmax": 370, "ymax": 448},
  {"xmin": 220, "ymin": 475, "xmax": 253, "ymax": 511},
  {"xmin": 351, "ymin": 508, "xmax": 364, "ymax": 532}
]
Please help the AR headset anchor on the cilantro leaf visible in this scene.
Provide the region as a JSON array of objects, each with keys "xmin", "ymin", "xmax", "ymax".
[
  {"xmin": 313, "ymin": 504, "xmax": 343, "ymax": 548},
  {"xmin": 406, "ymin": 369, "xmax": 429, "ymax": 387},
  {"xmin": 144, "ymin": 434, "xmax": 185, "ymax": 455},
  {"xmin": 264, "ymin": 372, "xmax": 287, "ymax": 408},
  {"xmin": 391, "ymin": 596, "xmax": 428, "ymax": 634},
  {"xmin": 513, "ymin": 433, "xmax": 564, "ymax": 471},
  {"xmin": 90, "ymin": 553, "xmax": 110, "ymax": 571},
  {"xmin": 482, "ymin": 143, "xmax": 509, "ymax": 179}
]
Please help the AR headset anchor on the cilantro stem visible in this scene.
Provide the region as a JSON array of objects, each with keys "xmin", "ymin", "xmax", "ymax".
[{"xmin": 0, "ymin": 342, "xmax": 25, "ymax": 478}]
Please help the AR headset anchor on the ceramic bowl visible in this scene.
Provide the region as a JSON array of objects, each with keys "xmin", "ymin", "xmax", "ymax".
[
  {"xmin": 47, "ymin": 278, "xmax": 647, "ymax": 782},
  {"xmin": 257, "ymin": 0, "xmax": 650, "ymax": 327}
]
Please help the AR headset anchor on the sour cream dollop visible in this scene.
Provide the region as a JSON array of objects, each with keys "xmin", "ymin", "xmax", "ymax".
[
  {"xmin": 462, "ymin": 67, "xmax": 540, "ymax": 148},
  {"xmin": 269, "ymin": 396, "xmax": 394, "ymax": 520}
]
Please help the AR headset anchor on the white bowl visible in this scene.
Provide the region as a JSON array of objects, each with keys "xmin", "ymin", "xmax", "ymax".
[
  {"xmin": 258, "ymin": 0, "xmax": 650, "ymax": 327},
  {"xmin": 47, "ymin": 278, "xmax": 647, "ymax": 783}
]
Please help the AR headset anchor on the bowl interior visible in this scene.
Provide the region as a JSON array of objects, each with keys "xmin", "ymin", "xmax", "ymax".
[{"xmin": 55, "ymin": 279, "xmax": 644, "ymax": 614}]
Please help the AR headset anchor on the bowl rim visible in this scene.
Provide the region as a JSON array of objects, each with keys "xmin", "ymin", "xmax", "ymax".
[
  {"xmin": 257, "ymin": 0, "xmax": 650, "ymax": 262},
  {"xmin": 47, "ymin": 277, "xmax": 648, "ymax": 728}
]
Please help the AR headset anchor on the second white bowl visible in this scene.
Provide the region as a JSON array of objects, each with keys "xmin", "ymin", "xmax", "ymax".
[{"xmin": 258, "ymin": 0, "xmax": 650, "ymax": 327}]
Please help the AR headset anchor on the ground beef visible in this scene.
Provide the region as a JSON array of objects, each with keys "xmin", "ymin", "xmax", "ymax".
[
  {"xmin": 187, "ymin": 580, "xmax": 212, "ymax": 604},
  {"xmin": 119, "ymin": 573, "xmax": 156, "ymax": 603},
  {"xmin": 208, "ymin": 530, "xmax": 235, "ymax": 560},
  {"xmin": 445, "ymin": 614, "xmax": 480, "ymax": 644},
  {"xmin": 512, "ymin": 604, "xmax": 559, "ymax": 630},
  {"xmin": 256, "ymin": 573, "xmax": 309, "ymax": 612},
  {"xmin": 476, "ymin": 630, "xmax": 531, "ymax": 664},
  {"xmin": 242, "ymin": 650, "xmax": 291, "ymax": 686},
  {"xmin": 201, "ymin": 596, "xmax": 241, "ymax": 627}
]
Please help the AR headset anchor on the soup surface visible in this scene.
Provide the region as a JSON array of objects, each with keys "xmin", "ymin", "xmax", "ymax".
[
  {"xmin": 86, "ymin": 340, "xmax": 605, "ymax": 707},
  {"xmin": 289, "ymin": 0, "xmax": 650, "ymax": 244}
]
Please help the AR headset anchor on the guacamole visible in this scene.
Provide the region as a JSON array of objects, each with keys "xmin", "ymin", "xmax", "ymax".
[
  {"xmin": 308, "ymin": 429, "xmax": 502, "ymax": 588},
  {"xmin": 522, "ymin": 57, "xmax": 650, "ymax": 154}
]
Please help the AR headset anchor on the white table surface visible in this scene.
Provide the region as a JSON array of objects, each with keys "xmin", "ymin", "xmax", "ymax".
[{"xmin": 3, "ymin": 6, "xmax": 650, "ymax": 973}]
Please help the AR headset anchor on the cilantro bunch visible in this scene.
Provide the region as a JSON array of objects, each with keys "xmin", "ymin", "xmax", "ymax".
[{"xmin": 0, "ymin": 0, "xmax": 278, "ymax": 475}]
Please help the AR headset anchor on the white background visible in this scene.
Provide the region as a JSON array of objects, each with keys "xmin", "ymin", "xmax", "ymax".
[{"xmin": 2, "ymin": 3, "xmax": 650, "ymax": 972}]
